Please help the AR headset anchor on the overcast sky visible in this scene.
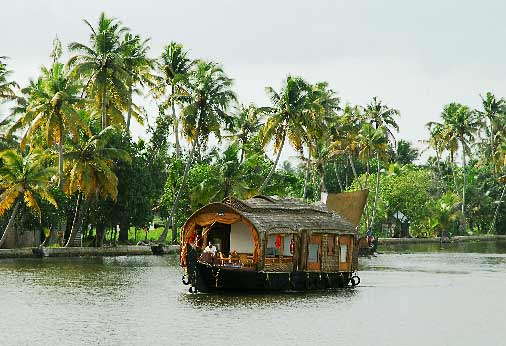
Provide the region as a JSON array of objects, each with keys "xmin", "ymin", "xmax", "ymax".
[{"xmin": 2, "ymin": 0, "xmax": 506, "ymax": 161}]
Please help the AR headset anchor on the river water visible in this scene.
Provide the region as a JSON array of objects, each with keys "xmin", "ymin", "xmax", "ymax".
[{"xmin": 1, "ymin": 241, "xmax": 505, "ymax": 346}]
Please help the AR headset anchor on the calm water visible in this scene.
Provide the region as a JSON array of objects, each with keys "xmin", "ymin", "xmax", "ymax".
[{"xmin": 1, "ymin": 242, "xmax": 506, "ymax": 346}]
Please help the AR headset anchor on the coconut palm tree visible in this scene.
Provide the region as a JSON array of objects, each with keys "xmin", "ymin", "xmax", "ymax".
[
  {"xmin": 156, "ymin": 42, "xmax": 194, "ymax": 158},
  {"xmin": 363, "ymin": 97, "xmax": 399, "ymax": 227},
  {"xmin": 478, "ymin": 92, "xmax": 506, "ymax": 167},
  {"xmin": 10, "ymin": 48, "xmax": 90, "ymax": 190},
  {"xmin": 158, "ymin": 60, "xmax": 236, "ymax": 244},
  {"xmin": 329, "ymin": 104, "xmax": 364, "ymax": 189},
  {"xmin": 0, "ymin": 57, "xmax": 18, "ymax": 103},
  {"xmin": 121, "ymin": 33, "xmax": 155, "ymax": 131},
  {"xmin": 356, "ymin": 123, "xmax": 389, "ymax": 228},
  {"xmin": 0, "ymin": 149, "xmax": 57, "ymax": 248},
  {"xmin": 63, "ymin": 125, "xmax": 130, "ymax": 247},
  {"xmin": 259, "ymin": 76, "xmax": 312, "ymax": 193},
  {"xmin": 303, "ymin": 82, "xmax": 340, "ymax": 199},
  {"xmin": 226, "ymin": 104, "xmax": 267, "ymax": 163},
  {"xmin": 68, "ymin": 12, "xmax": 130, "ymax": 129},
  {"xmin": 430, "ymin": 103, "xmax": 482, "ymax": 233}
]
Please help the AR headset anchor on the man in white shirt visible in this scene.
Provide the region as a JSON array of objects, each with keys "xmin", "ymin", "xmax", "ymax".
[{"xmin": 204, "ymin": 241, "xmax": 217, "ymax": 256}]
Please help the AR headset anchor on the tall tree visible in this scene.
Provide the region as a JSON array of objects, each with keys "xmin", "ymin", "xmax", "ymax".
[
  {"xmin": 226, "ymin": 104, "xmax": 266, "ymax": 163},
  {"xmin": 0, "ymin": 57, "xmax": 18, "ymax": 103},
  {"xmin": 429, "ymin": 103, "xmax": 481, "ymax": 233},
  {"xmin": 478, "ymin": 92, "xmax": 506, "ymax": 170},
  {"xmin": 68, "ymin": 12, "xmax": 130, "ymax": 129},
  {"xmin": 363, "ymin": 97, "xmax": 399, "ymax": 228},
  {"xmin": 10, "ymin": 40, "xmax": 90, "ymax": 190},
  {"xmin": 156, "ymin": 42, "xmax": 194, "ymax": 158},
  {"xmin": 329, "ymin": 104, "xmax": 364, "ymax": 189},
  {"xmin": 303, "ymin": 82, "xmax": 340, "ymax": 199},
  {"xmin": 158, "ymin": 60, "xmax": 236, "ymax": 244},
  {"xmin": 121, "ymin": 33, "xmax": 154, "ymax": 131},
  {"xmin": 0, "ymin": 150, "xmax": 57, "ymax": 248},
  {"xmin": 259, "ymin": 76, "xmax": 311, "ymax": 193},
  {"xmin": 63, "ymin": 125, "xmax": 130, "ymax": 247}
]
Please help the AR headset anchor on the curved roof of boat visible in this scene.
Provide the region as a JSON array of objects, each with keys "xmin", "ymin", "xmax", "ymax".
[{"xmin": 189, "ymin": 195, "xmax": 357, "ymax": 235}]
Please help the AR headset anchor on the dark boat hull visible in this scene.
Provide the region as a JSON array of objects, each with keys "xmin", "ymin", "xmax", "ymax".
[{"xmin": 187, "ymin": 261, "xmax": 353, "ymax": 292}]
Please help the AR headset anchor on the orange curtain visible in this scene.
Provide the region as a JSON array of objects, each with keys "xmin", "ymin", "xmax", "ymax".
[{"xmin": 180, "ymin": 212, "xmax": 260, "ymax": 266}]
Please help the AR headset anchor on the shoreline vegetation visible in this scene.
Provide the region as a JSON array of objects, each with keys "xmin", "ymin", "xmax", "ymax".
[{"xmin": 1, "ymin": 12, "xmax": 506, "ymax": 250}]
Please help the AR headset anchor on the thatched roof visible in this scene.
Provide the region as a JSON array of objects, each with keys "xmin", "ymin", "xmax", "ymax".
[{"xmin": 217, "ymin": 195, "xmax": 356, "ymax": 235}]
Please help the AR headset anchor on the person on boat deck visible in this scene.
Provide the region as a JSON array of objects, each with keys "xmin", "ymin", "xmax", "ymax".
[
  {"xmin": 366, "ymin": 229, "xmax": 375, "ymax": 247},
  {"xmin": 204, "ymin": 241, "xmax": 217, "ymax": 256}
]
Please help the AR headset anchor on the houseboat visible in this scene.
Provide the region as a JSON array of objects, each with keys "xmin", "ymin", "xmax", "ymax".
[{"xmin": 180, "ymin": 191, "xmax": 368, "ymax": 292}]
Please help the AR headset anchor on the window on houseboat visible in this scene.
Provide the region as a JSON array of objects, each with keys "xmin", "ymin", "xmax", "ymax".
[
  {"xmin": 340, "ymin": 244, "xmax": 348, "ymax": 263},
  {"xmin": 266, "ymin": 234, "xmax": 294, "ymax": 257},
  {"xmin": 308, "ymin": 243, "xmax": 319, "ymax": 262}
]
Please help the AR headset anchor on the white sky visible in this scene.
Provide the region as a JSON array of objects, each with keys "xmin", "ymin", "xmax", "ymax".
[{"xmin": 2, "ymin": 0, "xmax": 506, "ymax": 163}]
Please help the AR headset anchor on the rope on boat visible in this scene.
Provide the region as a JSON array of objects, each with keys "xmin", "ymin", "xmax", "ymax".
[
  {"xmin": 264, "ymin": 273, "xmax": 271, "ymax": 289},
  {"xmin": 212, "ymin": 268, "xmax": 221, "ymax": 288}
]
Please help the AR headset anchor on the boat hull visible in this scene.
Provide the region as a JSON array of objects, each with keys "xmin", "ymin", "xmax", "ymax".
[{"xmin": 186, "ymin": 261, "xmax": 353, "ymax": 292}]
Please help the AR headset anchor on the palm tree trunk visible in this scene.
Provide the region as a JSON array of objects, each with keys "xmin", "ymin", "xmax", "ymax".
[
  {"xmin": 65, "ymin": 194, "xmax": 85, "ymax": 247},
  {"xmin": 58, "ymin": 127, "xmax": 64, "ymax": 191},
  {"xmin": 319, "ymin": 163, "xmax": 327, "ymax": 198},
  {"xmin": 159, "ymin": 130, "xmax": 200, "ymax": 244},
  {"xmin": 303, "ymin": 152, "xmax": 310, "ymax": 200},
  {"xmin": 126, "ymin": 84, "xmax": 133, "ymax": 131},
  {"xmin": 490, "ymin": 184, "xmax": 506, "ymax": 233},
  {"xmin": 348, "ymin": 154, "xmax": 363, "ymax": 190},
  {"xmin": 0, "ymin": 201, "xmax": 21, "ymax": 249},
  {"xmin": 259, "ymin": 132, "xmax": 286, "ymax": 194},
  {"xmin": 461, "ymin": 147, "xmax": 467, "ymax": 234},
  {"xmin": 371, "ymin": 153, "xmax": 381, "ymax": 228},
  {"xmin": 101, "ymin": 83, "xmax": 107, "ymax": 129},
  {"xmin": 171, "ymin": 85, "xmax": 181, "ymax": 159},
  {"xmin": 239, "ymin": 140, "xmax": 245, "ymax": 164},
  {"xmin": 333, "ymin": 161, "xmax": 344, "ymax": 192}
]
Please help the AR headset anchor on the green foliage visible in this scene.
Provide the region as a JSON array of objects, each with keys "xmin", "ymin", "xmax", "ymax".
[
  {"xmin": 6, "ymin": 13, "xmax": 506, "ymax": 250},
  {"xmin": 351, "ymin": 166, "xmax": 440, "ymax": 237}
]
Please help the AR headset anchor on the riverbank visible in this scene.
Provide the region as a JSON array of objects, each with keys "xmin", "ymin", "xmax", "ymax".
[
  {"xmin": 379, "ymin": 234, "xmax": 506, "ymax": 245},
  {"xmin": 0, "ymin": 245, "xmax": 179, "ymax": 259}
]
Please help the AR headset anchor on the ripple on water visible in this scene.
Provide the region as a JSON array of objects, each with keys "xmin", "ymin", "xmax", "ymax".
[{"xmin": 0, "ymin": 244, "xmax": 505, "ymax": 346}]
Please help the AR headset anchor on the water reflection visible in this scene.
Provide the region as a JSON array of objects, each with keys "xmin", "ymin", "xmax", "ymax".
[
  {"xmin": 380, "ymin": 239, "xmax": 506, "ymax": 254},
  {"xmin": 181, "ymin": 287, "xmax": 358, "ymax": 310},
  {"xmin": 1, "ymin": 243, "xmax": 506, "ymax": 346}
]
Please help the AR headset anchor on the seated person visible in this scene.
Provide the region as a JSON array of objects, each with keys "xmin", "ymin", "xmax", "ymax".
[{"xmin": 203, "ymin": 241, "xmax": 217, "ymax": 256}]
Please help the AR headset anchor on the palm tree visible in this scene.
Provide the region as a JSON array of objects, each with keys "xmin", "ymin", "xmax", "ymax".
[
  {"xmin": 158, "ymin": 60, "xmax": 236, "ymax": 244},
  {"xmin": 226, "ymin": 104, "xmax": 266, "ymax": 163},
  {"xmin": 191, "ymin": 143, "xmax": 251, "ymax": 205},
  {"xmin": 363, "ymin": 97, "xmax": 399, "ymax": 228},
  {"xmin": 329, "ymin": 104, "xmax": 364, "ymax": 189},
  {"xmin": 297, "ymin": 82, "xmax": 340, "ymax": 200},
  {"xmin": 259, "ymin": 76, "xmax": 312, "ymax": 193},
  {"xmin": 0, "ymin": 150, "xmax": 57, "ymax": 248},
  {"xmin": 68, "ymin": 12, "xmax": 130, "ymax": 129},
  {"xmin": 430, "ymin": 103, "xmax": 482, "ymax": 233},
  {"xmin": 156, "ymin": 42, "xmax": 194, "ymax": 159},
  {"xmin": 63, "ymin": 125, "xmax": 130, "ymax": 247},
  {"xmin": 356, "ymin": 123, "xmax": 389, "ymax": 228},
  {"xmin": 10, "ymin": 46, "xmax": 90, "ymax": 190},
  {"xmin": 489, "ymin": 136, "xmax": 506, "ymax": 233},
  {"xmin": 479, "ymin": 92, "xmax": 506, "ymax": 167},
  {"xmin": 121, "ymin": 33, "xmax": 155, "ymax": 131},
  {"xmin": 0, "ymin": 57, "xmax": 18, "ymax": 102}
]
